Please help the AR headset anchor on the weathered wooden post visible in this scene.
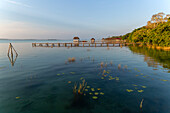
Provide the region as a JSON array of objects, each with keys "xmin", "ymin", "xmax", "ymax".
[
  {"xmin": 7, "ymin": 43, "xmax": 18, "ymax": 66},
  {"xmin": 7, "ymin": 43, "xmax": 18, "ymax": 56},
  {"xmin": 58, "ymin": 43, "xmax": 60, "ymax": 47},
  {"xmin": 95, "ymin": 43, "xmax": 96, "ymax": 47}
]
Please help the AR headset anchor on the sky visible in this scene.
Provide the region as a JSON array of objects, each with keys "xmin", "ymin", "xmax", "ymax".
[{"xmin": 0, "ymin": 0, "xmax": 170, "ymax": 40}]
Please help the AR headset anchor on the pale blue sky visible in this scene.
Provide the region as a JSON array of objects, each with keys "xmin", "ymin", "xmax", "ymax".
[{"xmin": 0, "ymin": 0, "xmax": 170, "ymax": 39}]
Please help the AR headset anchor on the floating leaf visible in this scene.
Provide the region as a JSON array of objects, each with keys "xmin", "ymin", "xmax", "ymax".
[
  {"xmin": 97, "ymin": 88, "xmax": 101, "ymax": 91},
  {"xmin": 136, "ymin": 75, "xmax": 139, "ymax": 77},
  {"xmin": 100, "ymin": 92, "xmax": 104, "ymax": 95},
  {"xmin": 92, "ymin": 96, "xmax": 98, "ymax": 99},
  {"xmin": 138, "ymin": 90, "xmax": 144, "ymax": 93},
  {"xmin": 84, "ymin": 94, "xmax": 86, "ymax": 96},
  {"xmin": 94, "ymin": 92, "xmax": 99, "ymax": 95},
  {"xmin": 126, "ymin": 89, "xmax": 133, "ymax": 92},
  {"xmin": 16, "ymin": 97, "xmax": 20, "ymax": 99},
  {"xmin": 89, "ymin": 92, "xmax": 93, "ymax": 95},
  {"xmin": 140, "ymin": 73, "xmax": 143, "ymax": 75},
  {"xmin": 80, "ymin": 77, "xmax": 84, "ymax": 80},
  {"xmin": 160, "ymin": 79, "xmax": 168, "ymax": 82},
  {"xmin": 116, "ymin": 77, "xmax": 119, "ymax": 81},
  {"xmin": 103, "ymin": 75, "xmax": 107, "ymax": 77},
  {"xmin": 57, "ymin": 74, "xmax": 60, "ymax": 76},
  {"xmin": 68, "ymin": 81, "xmax": 71, "ymax": 83},
  {"xmin": 132, "ymin": 84, "xmax": 138, "ymax": 87},
  {"xmin": 87, "ymin": 86, "xmax": 90, "ymax": 88},
  {"xmin": 91, "ymin": 88, "xmax": 95, "ymax": 91},
  {"xmin": 101, "ymin": 77, "xmax": 104, "ymax": 79},
  {"xmin": 142, "ymin": 86, "xmax": 146, "ymax": 88},
  {"xmin": 62, "ymin": 73, "xmax": 65, "ymax": 74},
  {"xmin": 70, "ymin": 72, "xmax": 75, "ymax": 74},
  {"xmin": 85, "ymin": 89, "xmax": 88, "ymax": 91}
]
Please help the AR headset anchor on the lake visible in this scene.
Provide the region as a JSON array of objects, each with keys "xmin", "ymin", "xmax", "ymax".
[{"xmin": 0, "ymin": 41, "xmax": 170, "ymax": 113}]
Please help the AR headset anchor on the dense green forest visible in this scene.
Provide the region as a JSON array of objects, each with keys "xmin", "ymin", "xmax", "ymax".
[
  {"xmin": 106, "ymin": 12, "xmax": 170, "ymax": 47},
  {"xmin": 122, "ymin": 12, "xmax": 170, "ymax": 47}
]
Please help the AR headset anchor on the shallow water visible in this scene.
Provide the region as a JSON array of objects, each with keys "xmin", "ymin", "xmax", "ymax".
[{"xmin": 0, "ymin": 42, "xmax": 170, "ymax": 113}]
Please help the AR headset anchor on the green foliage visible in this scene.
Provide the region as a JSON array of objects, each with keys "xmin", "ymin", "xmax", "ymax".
[{"xmin": 125, "ymin": 21, "xmax": 170, "ymax": 47}]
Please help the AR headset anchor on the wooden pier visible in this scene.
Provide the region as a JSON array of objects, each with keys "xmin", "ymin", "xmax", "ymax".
[{"xmin": 32, "ymin": 42, "xmax": 141, "ymax": 48}]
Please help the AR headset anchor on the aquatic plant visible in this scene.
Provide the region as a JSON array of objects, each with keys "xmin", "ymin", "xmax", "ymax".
[
  {"xmin": 102, "ymin": 70, "xmax": 106, "ymax": 75},
  {"xmin": 140, "ymin": 99, "xmax": 144, "ymax": 109},
  {"xmin": 124, "ymin": 65, "xmax": 128, "ymax": 69},
  {"xmin": 92, "ymin": 96, "xmax": 98, "ymax": 99},
  {"xmin": 68, "ymin": 57, "xmax": 76, "ymax": 62},
  {"xmin": 110, "ymin": 61, "xmax": 113, "ymax": 66},
  {"xmin": 118, "ymin": 64, "xmax": 121, "ymax": 69},
  {"xmin": 100, "ymin": 62, "xmax": 104, "ymax": 67},
  {"xmin": 73, "ymin": 79, "xmax": 87, "ymax": 95},
  {"xmin": 105, "ymin": 63, "xmax": 107, "ymax": 67}
]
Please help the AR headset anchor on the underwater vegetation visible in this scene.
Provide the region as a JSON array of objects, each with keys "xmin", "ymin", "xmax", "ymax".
[
  {"xmin": 73, "ymin": 79, "xmax": 87, "ymax": 95},
  {"xmin": 68, "ymin": 57, "xmax": 76, "ymax": 62}
]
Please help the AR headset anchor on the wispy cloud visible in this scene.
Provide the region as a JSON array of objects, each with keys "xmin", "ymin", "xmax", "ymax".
[{"xmin": 5, "ymin": 0, "xmax": 31, "ymax": 8}]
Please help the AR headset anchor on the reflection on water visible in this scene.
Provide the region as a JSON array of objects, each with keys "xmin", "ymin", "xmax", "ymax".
[
  {"xmin": 129, "ymin": 46, "xmax": 170, "ymax": 72},
  {"xmin": 0, "ymin": 43, "xmax": 170, "ymax": 113},
  {"xmin": 7, "ymin": 43, "xmax": 18, "ymax": 66}
]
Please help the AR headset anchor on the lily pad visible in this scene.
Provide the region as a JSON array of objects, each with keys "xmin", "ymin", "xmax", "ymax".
[
  {"xmin": 132, "ymin": 84, "xmax": 138, "ymax": 87},
  {"xmin": 126, "ymin": 89, "xmax": 133, "ymax": 92},
  {"xmin": 101, "ymin": 77, "xmax": 104, "ymax": 79},
  {"xmin": 94, "ymin": 92, "xmax": 99, "ymax": 95},
  {"xmin": 89, "ymin": 92, "xmax": 93, "ymax": 95},
  {"xmin": 142, "ymin": 86, "xmax": 146, "ymax": 88},
  {"xmin": 100, "ymin": 92, "xmax": 104, "ymax": 95},
  {"xmin": 92, "ymin": 96, "xmax": 98, "ymax": 99},
  {"xmin": 160, "ymin": 79, "xmax": 168, "ymax": 82},
  {"xmin": 87, "ymin": 86, "xmax": 90, "ymax": 88},
  {"xmin": 97, "ymin": 88, "xmax": 101, "ymax": 90},
  {"xmin": 116, "ymin": 77, "xmax": 119, "ymax": 81},
  {"xmin": 85, "ymin": 89, "xmax": 88, "ymax": 91},
  {"xmin": 57, "ymin": 74, "xmax": 60, "ymax": 76},
  {"xmin": 68, "ymin": 81, "xmax": 71, "ymax": 83},
  {"xmin": 138, "ymin": 90, "xmax": 144, "ymax": 93},
  {"xmin": 91, "ymin": 88, "xmax": 95, "ymax": 91},
  {"xmin": 16, "ymin": 97, "xmax": 20, "ymax": 99},
  {"xmin": 80, "ymin": 77, "xmax": 84, "ymax": 80}
]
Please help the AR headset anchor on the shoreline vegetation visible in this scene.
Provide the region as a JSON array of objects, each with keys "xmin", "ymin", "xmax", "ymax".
[{"xmin": 104, "ymin": 12, "xmax": 170, "ymax": 51}]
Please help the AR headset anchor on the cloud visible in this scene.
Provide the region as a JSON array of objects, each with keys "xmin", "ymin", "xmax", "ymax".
[{"xmin": 5, "ymin": 0, "xmax": 31, "ymax": 8}]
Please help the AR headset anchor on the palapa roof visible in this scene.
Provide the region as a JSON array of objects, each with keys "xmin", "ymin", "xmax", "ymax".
[
  {"xmin": 73, "ymin": 37, "xmax": 80, "ymax": 39},
  {"xmin": 91, "ymin": 38, "xmax": 95, "ymax": 40}
]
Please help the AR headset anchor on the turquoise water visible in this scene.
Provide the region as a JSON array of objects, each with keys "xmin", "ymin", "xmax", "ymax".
[{"xmin": 0, "ymin": 42, "xmax": 170, "ymax": 113}]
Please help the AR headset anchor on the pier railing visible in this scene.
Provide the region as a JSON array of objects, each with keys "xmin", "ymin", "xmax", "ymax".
[{"xmin": 32, "ymin": 42, "xmax": 141, "ymax": 47}]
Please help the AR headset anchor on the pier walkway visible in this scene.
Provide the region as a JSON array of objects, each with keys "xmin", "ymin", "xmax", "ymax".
[{"xmin": 32, "ymin": 42, "xmax": 141, "ymax": 47}]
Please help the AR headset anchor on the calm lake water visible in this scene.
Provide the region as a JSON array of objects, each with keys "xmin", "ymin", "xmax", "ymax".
[{"xmin": 0, "ymin": 41, "xmax": 170, "ymax": 113}]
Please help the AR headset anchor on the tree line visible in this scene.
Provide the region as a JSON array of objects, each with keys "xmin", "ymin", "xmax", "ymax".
[{"xmin": 121, "ymin": 12, "xmax": 170, "ymax": 47}]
